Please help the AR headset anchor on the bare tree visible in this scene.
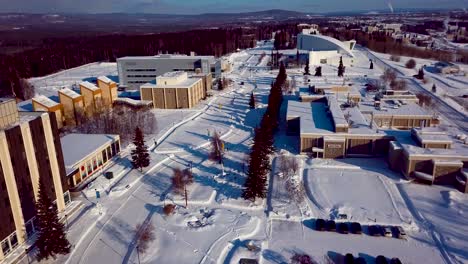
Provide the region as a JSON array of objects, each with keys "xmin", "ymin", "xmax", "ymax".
[
  {"xmin": 390, "ymin": 54, "xmax": 401, "ymax": 62},
  {"xmin": 135, "ymin": 221, "xmax": 155, "ymax": 256},
  {"xmin": 209, "ymin": 131, "xmax": 224, "ymax": 164},
  {"xmin": 18, "ymin": 78, "xmax": 35, "ymax": 100},
  {"xmin": 416, "ymin": 93, "xmax": 433, "ymax": 107},
  {"xmin": 380, "ymin": 69, "xmax": 397, "ymax": 86},
  {"xmin": 405, "ymin": 59, "xmax": 416, "ymax": 69},
  {"xmin": 390, "ymin": 79, "xmax": 407, "ymax": 90},
  {"xmin": 290, "ymin": 76, "xmax": 297, "ymax": 94},
  {"xmin": 172, "ymin": 168, "xmax": 193, "ymax": 207}
]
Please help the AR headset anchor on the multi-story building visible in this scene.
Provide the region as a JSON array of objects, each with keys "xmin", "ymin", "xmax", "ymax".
[
  {"xmin": 79, "ymin": 81, "xmax": 102, "ymax": 114},
  {"xmin": 32, "ymin": 95, "xmax": 64, "ymax": 129},
  {"xmin": 140, "ymin": 71, "xmax": 205, "ymax": 109},
  {"xmin": 117, "ymin": 54, "xmax": 220, "ymax": 90},
  {"xmin": 96, "ymin": 76, "xmax": 118, "ymax": 106},
  {"xmin": 0, "ymin": 99, "xmax": 70, "ymax": 260},
  {"xmin": 58, "ymin": 88, "xmax": 85, "ymax": 126}
]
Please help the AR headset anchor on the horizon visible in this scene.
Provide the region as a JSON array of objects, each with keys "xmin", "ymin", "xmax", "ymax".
[{"xmin": 0, "ymin": 0, "xmax": 465, "ymax": 15}]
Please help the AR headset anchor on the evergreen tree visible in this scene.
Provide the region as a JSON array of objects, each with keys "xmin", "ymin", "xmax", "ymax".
[
  {"xmin": 432, "ymin": 83, "xmax": 437, "ymax": 93},
  {"xmin": 131, "ymin": 127, "xmax": 150, "ymax": 171},
  {"xmin": 417, "ymin": 67, "xmax": 425, "ymax": 80},
  {"xmin": 370, "ymin": 60, "xmax": 374, "ymax": 69},
  {"xmin": 338, "ymin": 56, "xmax": 345, "ymax": 77},
  {"xmin": 217, "ymin": 78, "xmax": 224, "ymax": 90},
  {"xmin": 249, "ymin": 92, "xmax": 256, "ymax": 109},
  {"xmin": 35, "ymin": 178, "xmax": 71, "ymax": 261},
  {"xmin": 304, "ymin": 64, "xmax": 310, "ymax": 75},
  {"xmin": 296, "ymin": 50, "xmax": 300, "ymax": 66},
  {"xmin": 314, "ymin": 66, "xmax": 322, "ymax": 77}
]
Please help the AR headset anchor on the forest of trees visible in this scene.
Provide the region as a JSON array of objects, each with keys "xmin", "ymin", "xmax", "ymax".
[{"xmin": 0, "ymin": 23, "xmax": 301, "ymax": 99}]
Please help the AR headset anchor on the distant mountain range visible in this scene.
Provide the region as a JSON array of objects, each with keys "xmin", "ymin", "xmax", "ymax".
[{"xmin": 0, "ymin": 8, "xmax": 457, "ymax": 35}]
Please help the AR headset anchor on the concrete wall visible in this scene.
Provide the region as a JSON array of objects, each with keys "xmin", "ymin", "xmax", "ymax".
[
  {"xmin": 0, "ymin": 100, "xmax": 19, "ymax": 129},
  {"xmin": 117, "ymin": 57, "xmax": 216, "ymax": 90}
]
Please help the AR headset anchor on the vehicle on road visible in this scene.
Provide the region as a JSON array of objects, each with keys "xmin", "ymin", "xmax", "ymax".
[
  {"xmin": 369, "ymin": 225, "xmax": 382, "ymax": 236},
  {"xmin": 338, "ymin": 222, "xmax": 349, "ymax": 234},
  {"xmin": 376, "ymin": 255, "xmax": 388, "ymax": 264},
  {"xmin": 326, "ymin": 220, "xmax": 336, "ymax": 231},
  {"xmin": 350, "ymin": 222, "xmax": 362, "ymax": 234},
  {"xmin": 395, "ymin": 226, "xmax": 407, "ymax": 239},
  {"xmin": 344, "ymin": 253, "xmax": 354, "ymax": 264},
  {"xmin": 315, "ymin": 219, "xmax": 326, "ymax": 231}
]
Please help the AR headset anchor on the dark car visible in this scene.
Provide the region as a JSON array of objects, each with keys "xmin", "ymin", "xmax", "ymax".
[
  {"xmin": 376, "ymin": 255, "xmax": 388, "ymax": 264},
  {"xmin": 350, "ymin": 222, "xmax": 362, "ymax": 234},
  {"xmin": 326, "ymin": 220, "xmax": 336, "ymax": 231},
  {"xmin": 315, "ymin": 219, "xmax": 326, "ymax": 231},
  {"xmin": 390, "ymin": 258, "xmax": 402, "ymax": 264},
  {"xmin": 344, "ymin": 253, "xmax": 354, "ymax": 264},
  {"xmin": 369, "ymin": 225, "xmax": 382, "ymax": 236},
  {"xmin": 355, "ymin": 257, "xmax": 367, "ymax": 264},
  {"xmin": 338, "ymin": 222, "xmax": 349, "ymax": 234}
]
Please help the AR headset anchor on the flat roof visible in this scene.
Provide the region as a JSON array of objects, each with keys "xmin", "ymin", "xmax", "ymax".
[
  {"xmin": 118, "ymin": 54, "xmax": 215, "ymax": 62},
  {"xmin": 385, "ymin": 130, "xmax": 468, "ymax": 158},
  {"xmin": 328, "ymin": 96, "xmax": 348, "ymax": 127},
  {"xmin": 287, "ymin": 100, "xmax": 334, "ymax": 134},
  {"xmin": 32, "ymin": 95, "xmax": 60, "ymax": 108},
  {"xmin": 97, "ymin": 76, "xmax": 114, "ymax": 84},
  {"xmin": 412, "ymin": 127, "xmax": 453, "ymax": 144},
  {"xmin": 343, "ymin": 106, "xmax": 376, "ymax": 134},
  {"xmin": 59, "ymin": 88, "xmax": 82, "ymax": 99},
  {"xmin": 360, "ymin": 99, "xmax": 431, "ymax": 117},
  {"xmin": 80, "ymin": 81, "xmax": 100, "ymax": 91},
  {"xmin": 141, "ymin": 77, "xmax": 201, "ymax": 89},
  {"xmin": 158, "ymin": 71, "xmax": 186, "ymax": 78},
  {"xmin": 61, "ymin": 133, "xmax": 119, "ymax": 174}
]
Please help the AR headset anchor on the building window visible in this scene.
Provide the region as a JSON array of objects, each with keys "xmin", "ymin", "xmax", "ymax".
[
  {"xmin": 320, "ymin": 59, "xmax": 327, "ymax": 64},
  {"xmin": 87, "ymin": 161, "xmax": 92, "ymax": 174},
  {"xmin": 102, "ymin": 149, "xmax": 108, "ymax": 163},
  {"xmin": 25, "ymin": 217, "xmax": 36, "ymax": 239},
  {"xmin": 64, "ymin": 191, "xmax": 71, "ymax": 206}
]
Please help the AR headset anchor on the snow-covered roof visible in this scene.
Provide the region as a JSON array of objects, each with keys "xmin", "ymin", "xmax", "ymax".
[
  {"xmin": 360, "ymin": 99, "xmax": 431, "ymax": 117},
  {"xmin": 59, "ymin": 88, "xmax": 82, "ymax": 99},
  {"xmin": 61, "ymin": 133, "xmax": 120, "ymax": 174},
  {"xmin": 141, "ymin": 77, "xmax": 201, "ymax": 89},
  {"xmin": 80, "ymin": 81, "xmax": 100, "ymax": 91},
  {"xmin": 32, "ymin": 95, "xmax": 60, "ymax": 108},
  {"xmin": 287, "ymin": 100, "xmax": 334, "ymax": 134},
  {"xmin": 97, "ymin": 76, "xmax": 114, "ymax": 84},
  {"xmin": 327, "ymin": 96, "xmax": 348, "ymax": 128}
]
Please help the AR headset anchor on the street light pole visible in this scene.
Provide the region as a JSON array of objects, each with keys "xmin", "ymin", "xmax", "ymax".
[{"xmin": 136, "ymin": 246, "xmax": 141, "ymax": 264}]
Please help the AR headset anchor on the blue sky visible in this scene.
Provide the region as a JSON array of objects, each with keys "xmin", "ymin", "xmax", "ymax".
[{"xmin": 0, "ymin": 0, "xmax": 465, "ymax": 14}]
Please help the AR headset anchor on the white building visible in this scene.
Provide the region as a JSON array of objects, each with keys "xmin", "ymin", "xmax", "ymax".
[{"xmin": 296, "ymin": 29, "xmax": 356, "ymax": 67}]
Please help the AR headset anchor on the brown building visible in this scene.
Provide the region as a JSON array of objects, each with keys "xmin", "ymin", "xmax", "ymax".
[
  {"xmin": 58, "ymin": 88, "xmax": 85, "ymax": 126},
  {"xmin": 97, "ymin": 76, "xmax": 118, "ymax": 107},
  {"xmin": 32, "ymin": 95, "xmax": 64, "ymax": 129},
  {"xmin": 0, "ymin": 99, "xmax": 19, "ymax": 128},
  {"xmin": 0, "ymin": 103, "xmax": 70, "ymax": 261},
  {"xmin": 61, "ymin": 133, "xmax": 121, "ymax": 188},
  {"xmin": 79, "ymin": 81, "xmax": 103, "ymax": 114},
  {"xmin": 140, "ymin": 71, "xmax": 205, "ymax": 109}
]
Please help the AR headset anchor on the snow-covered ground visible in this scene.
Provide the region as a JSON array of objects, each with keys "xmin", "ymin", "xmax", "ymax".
[
  {"xmin": 28, "ymin": 62, "xmax": 118, "ymax": 97},
  {"xmin": 13, "ymin": 41, "xmax": 468, "ymax": 264}
]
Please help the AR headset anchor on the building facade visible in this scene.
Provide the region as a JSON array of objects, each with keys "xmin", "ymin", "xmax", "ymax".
[
  {"xmin": 117, "ymin": 54, "xmax": 219, "ymax": 90},
  {"xmin": 32, "ymin": 95, "xmax": 65, "ymax": 129},
  {"xmin": 58, "ymin": 88, "xmax": 85, "ymax": 126},
  {"xmin": 140, "ymin": 72, "xmax": 205, "ymax": 109},
  {"xmin": 97, "ymin": 76, "xmax": 118, "ymax": 106},
  {"xmin": 0, "ymin": 104, "xmax": 70, "ymax": 261},
  {"xmin": 61, "ymin": 134, "xmax": 121, "ymax": 188}
]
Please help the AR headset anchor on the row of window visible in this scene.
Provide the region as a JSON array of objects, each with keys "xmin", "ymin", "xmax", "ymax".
[
  {"xmin": 126, "ymin": 69, "xmax": 156, "ymax": 72},
  {"xmin": 127, "ymin": 75, "xmax": 157, "ymax": 78}
]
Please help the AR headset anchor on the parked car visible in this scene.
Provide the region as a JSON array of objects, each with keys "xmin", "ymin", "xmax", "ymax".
[
  {"xmin": 344, "ymin": 253, "xmax": 354, "ymax": 264},
  {"xmin": 355, "ymin": 257, "xmax": 367, "ymax": 264},
  {"xmin": 315, "ymin": 219, "xmax": 326, "ymax": 231},
  {"xmin": 396, "ymin": 226, "xmax": 407, "ymax": 239},
  {"xmin": 326, "ymin": 220, "xmax": 336, "ymax": 231},
  {"xmin": 369, "ymin": 225, "xmax": 382, "ymax": 236},
  {"xmin": 384, "ymin": 227, "xmax": 392, "ymax": 237},
  {"xmin": 338, "ymin": 222, "xmax": 349, "ymax": 234},
  {"xmin": 376, "ymin": 255, "xmax": 388, "ymax": 264},
  {"xmin": 390, "ymin": 258, "xmax": 402, "ymax": 264},
  {"xmin": 350, "ymin": 222, "xmax": 362, "ymax": 234}
]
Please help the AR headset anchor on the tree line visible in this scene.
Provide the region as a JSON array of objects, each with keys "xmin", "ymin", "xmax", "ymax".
[
  {"xmin": 0, "ymin": 23, "xmax": 302, "ymax": 99},
  {"xmin": 242, "ymin": 63, "xmax": 287, "ymax": 200}
]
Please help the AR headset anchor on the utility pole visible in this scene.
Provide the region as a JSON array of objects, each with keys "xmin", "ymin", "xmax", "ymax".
[
  {"xmin": 136, "ymin": 246, "xmax": 141, "ymax": 264},
  {"xmin": 184, "ymin": 183, "xmax": 188, "ymax": 208}
]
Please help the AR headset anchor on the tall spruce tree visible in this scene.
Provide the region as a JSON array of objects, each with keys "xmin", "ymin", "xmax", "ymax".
[
  {"xmin": 35, "ymin": 178, "xmax": 71, "ymax": 261},
  {"xmin": 338, "ymin": 56, "xmax": 345, "ymax": 77},
  {"xmin": 314, "ymin": 66, "xmax": 322, "ymax": 77},
  {"xmin": 370, "ymin": 60, "xmax": 374, "ymax": 69},
  {"xmin": 249, "ymin": 92, "xmax": 256, "ymax": 109},
  {"xmin": 304, "ymin": 64, "xmax": 310, "ymax": 75},
  {"xmin": 131, "ymin": 127, "xmax": 150, "ymax": 171}
]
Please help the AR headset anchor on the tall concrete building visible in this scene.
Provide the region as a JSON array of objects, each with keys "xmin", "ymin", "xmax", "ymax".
[
  {"xmin": 117, "ymin": 54, "xmax": 220, "ymax": 90},
  {"xmin": 0, "ymin": 98, "xmax": 70, "ymax": 261}
]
